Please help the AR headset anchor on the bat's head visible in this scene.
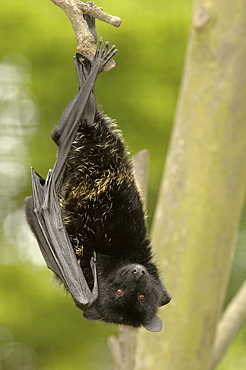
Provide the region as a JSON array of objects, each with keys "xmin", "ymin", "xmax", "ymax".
[{"xmin": 83, "ymin": 260, "xmax": 171, "ymax": 332}]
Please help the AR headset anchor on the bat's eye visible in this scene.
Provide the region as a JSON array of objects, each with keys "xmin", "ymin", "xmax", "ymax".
[
  {"xmin": 138, "ymin": 294, "xmax": 145, "ymax": 301},
  {"xmin": 116, "ymin": 289, "xmax": 124, "ymax": 296}
]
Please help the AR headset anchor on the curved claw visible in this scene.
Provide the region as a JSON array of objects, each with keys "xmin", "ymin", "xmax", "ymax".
[
  {"xmin": 103, "ymin": 46, "xmax": 118, "ymax": 66},
  {"xmin": 101, "ymin": 41, "xmax": 109, "ymax": 58},
  {"xmin": 95, "ymin": 37, "xmax": 103, "ymax": 58},
  {"xmin": 90, "ymin": 252, "xmax": 98, "ymax": 298},
  {"xmin": 92, "ymin": 251, "xmax": 97, "ymax": 262}
]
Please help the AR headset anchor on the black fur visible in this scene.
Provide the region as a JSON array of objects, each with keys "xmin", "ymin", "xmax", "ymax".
[{"xmin": 58, "ymin": 109, "xmax": 171, "ymax": 329}]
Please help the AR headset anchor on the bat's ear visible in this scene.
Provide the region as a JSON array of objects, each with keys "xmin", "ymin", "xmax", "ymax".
[
  {"xmin": 159, "ymin": 285, "xmax": 172, "ymax": 307},
  {"xmin": 144, "ymin": 315, "xmax": 163, "ymax": 332},
  {"xmin": 83, "ymin": 306, "xmax": 104, "ymax": 322}
]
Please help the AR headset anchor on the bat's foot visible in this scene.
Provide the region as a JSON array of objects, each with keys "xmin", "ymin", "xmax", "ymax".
[
  {"xmin": 95, "ymin": 38, "xmax": 118, "ymax": 66},
  {"xmin": 76, "ymin": 38, "xmax": 118, "ymax": 73}
]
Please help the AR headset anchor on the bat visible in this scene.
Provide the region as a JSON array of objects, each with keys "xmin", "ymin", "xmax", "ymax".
[{"xmin": 25, "ymin": 13, "xmax": 171, "ymax": 332}]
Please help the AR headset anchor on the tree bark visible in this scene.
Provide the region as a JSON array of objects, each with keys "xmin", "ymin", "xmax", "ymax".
[{"xmin": 136, "ymin": 0, "xmax": 246, "ymax": 369}]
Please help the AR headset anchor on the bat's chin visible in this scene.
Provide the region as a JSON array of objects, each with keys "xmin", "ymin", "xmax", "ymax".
[{"xmin": 83, "ymin": 306, "xmax": 104, "ymax": 322}]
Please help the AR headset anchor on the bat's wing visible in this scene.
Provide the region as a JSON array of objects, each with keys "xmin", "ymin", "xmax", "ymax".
[
  {"xmin": 25, "ymin": 168, "xmax": 98, "ymax": 309},
  {"xmin": 25, "ymin": 37, "xmax": 117, "ymax": 311}
]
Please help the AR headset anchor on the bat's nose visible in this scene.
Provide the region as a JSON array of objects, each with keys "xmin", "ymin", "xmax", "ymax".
[{"xmin": 132, "ymin": 265, "xmax": 146, "ymax": 280}]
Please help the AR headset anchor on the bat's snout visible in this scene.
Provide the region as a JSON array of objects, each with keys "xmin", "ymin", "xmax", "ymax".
[{"xmin": 131, "ymin": 265, "xmax": 146, "ymax": 280}]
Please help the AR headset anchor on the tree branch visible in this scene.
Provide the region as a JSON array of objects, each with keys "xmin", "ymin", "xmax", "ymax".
[
  {"xmin": 50, "ymin": 0, "xmax": 121, "ymax": 71},
  {"xmin": 211, "ymin": 279, "xmax": 246, "ymax": 369},
  {"xmin": 79, "ymin": 1, "xmax": 121, "ymax": 27}
]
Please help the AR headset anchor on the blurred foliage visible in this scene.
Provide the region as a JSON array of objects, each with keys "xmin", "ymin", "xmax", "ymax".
[
  {"xmin": 0, "ymin": 0, "xmax": 245, "ymax": 369},
  {"xmin": 0, "ymin": 265, "xmax": 116, "ymax": 369}
]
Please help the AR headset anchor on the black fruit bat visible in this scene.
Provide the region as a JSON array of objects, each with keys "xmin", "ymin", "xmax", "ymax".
[{"xmin": 25, "ymin": 13, "xmax": 171, "ymax": 332}]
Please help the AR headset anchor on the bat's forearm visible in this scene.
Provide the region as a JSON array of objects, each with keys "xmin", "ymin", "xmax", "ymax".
[{"xmin": 52, "ymin": 61, "xmax": 100, "ymax": 190}]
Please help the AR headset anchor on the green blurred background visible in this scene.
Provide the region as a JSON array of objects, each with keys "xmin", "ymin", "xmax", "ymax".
[{"xmin": 0, "ymin": 1, "xmax": 245, "ymax": 369}]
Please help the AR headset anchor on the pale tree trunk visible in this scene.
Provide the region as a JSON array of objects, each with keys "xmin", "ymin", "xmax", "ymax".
[{"xmin": 135, "ymin": 0, "xmax": 246, "ymax": 369}]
